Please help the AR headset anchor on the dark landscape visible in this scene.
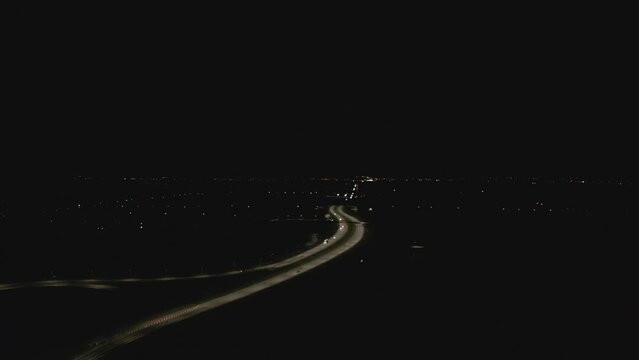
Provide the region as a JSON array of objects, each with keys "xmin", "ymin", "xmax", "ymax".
[
  {"xmin": 1, "ymin": 176, "xmax": 636, "ymax": 358},
  {"xmin": 5, "ymin": 3, "xmax": 636, "ymax": 359}
]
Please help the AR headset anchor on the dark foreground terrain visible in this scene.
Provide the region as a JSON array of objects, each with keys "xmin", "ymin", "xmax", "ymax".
[
  {"xmin": 1, "ymin": 177, "xmax": 636, "ymax": 358},
  {"xmin": 103, "ymin": 210, "xmax": 637, "ymax": 359}
]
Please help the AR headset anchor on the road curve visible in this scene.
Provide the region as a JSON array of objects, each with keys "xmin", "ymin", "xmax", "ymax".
[
  {"xmin": 73, "ymin": 205, "xmax": 365, "ymax": 359},
  {"xmin": 0, "ymin": 210, "xmax": 353, "ymax": 292}
]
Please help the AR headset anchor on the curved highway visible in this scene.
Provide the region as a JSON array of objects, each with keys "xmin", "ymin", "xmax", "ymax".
[
  {"xmin": 73, "ymin": 205, "xmax": 365, "ymax": 359},
  {"xmin": 0, "ymin": 208, "xmax": 356, "ymax": 292}
]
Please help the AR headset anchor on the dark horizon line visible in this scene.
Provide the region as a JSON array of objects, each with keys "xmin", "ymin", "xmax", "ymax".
[{"xmin": 62, "ymin": 175, "xmax": 637, "ymax": 181}]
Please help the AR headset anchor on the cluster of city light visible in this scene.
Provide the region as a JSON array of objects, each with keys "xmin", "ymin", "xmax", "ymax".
[
  {"xmin": 74, "ymin": 175, "xmax": 633, "ymax": 186},
  {"xmin": 42, "ymin": 191, "xmax": 216, "ymax": 233},
  {"xmin": 266, "ymin": 191, "xmax": 320, "ymax": 195},
  {"xmin": 361, "ymin": 203, "xmax": 572, "ymax": 214}
]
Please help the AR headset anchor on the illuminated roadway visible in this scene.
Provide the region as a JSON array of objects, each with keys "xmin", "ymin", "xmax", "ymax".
[
  {"xmin": 0, "ymin": 209, "xmax": 357, "ymax": 292},
  {"xmin": 73, "ymin": 205, "xmax": 365, "ymax": 359}
]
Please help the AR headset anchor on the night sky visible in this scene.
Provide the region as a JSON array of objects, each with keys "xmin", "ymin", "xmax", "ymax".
[{"xmin": 6, "ymin": 4, "xmax": 635, "ymax": 178}]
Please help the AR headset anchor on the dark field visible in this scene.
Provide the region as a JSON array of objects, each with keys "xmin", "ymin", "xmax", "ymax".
[
  {"xmin": 104, "ymin": 210, "xmax": 637, "ymax": 359},
  {"xmin": 1, "ymin": 177, "xmax": 637, "ymax": 358}
]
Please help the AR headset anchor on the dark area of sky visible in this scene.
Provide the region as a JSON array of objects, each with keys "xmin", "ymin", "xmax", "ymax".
[{"xmin": 5, "ymin": 4, "xmax": 635, "ymax": 178}]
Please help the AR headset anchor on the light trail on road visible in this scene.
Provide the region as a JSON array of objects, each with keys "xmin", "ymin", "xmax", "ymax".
[
  {"xmin": 0, "ymin": 214, "xmax": 353, "ymax": 292},
  {"xmin": 73, "ymin": 205, "xmax": 365, "ymax": 359}
]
